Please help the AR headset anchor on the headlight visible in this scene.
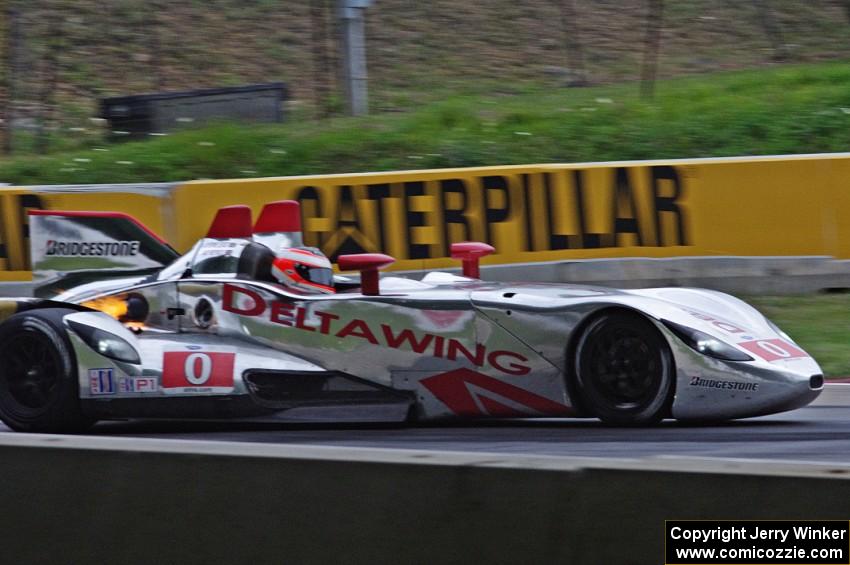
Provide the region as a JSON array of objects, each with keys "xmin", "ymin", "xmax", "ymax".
[
  {"xmin": 662, "ymin": 320, "xmax": 753, "ymax": 362},
  {"xmin": 67, "ymin": 320, "xmax": 141, "ymax": 364}
]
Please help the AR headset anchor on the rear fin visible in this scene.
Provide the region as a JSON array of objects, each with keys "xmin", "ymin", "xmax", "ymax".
[
  {"xmin": 188, "ymin": 205, "xmax": 257, "ymax": 277},
  {"xmin": 29, "ymin": 210, "xmax": 180, "ymax": 297},
  {"xmin": 252, "ymin": 200, "xmax": 304, "ymax": 251},
  {"xmin": 206, "ymin": 205, "xmax": 253, "ymax": 239}
]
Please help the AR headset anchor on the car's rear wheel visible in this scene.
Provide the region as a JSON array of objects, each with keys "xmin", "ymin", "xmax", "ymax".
[
  {"xmin": 0, "ymin": 309, "xmax": 92, "ymax": 433},
  {"xmin": 574, "ymin": 310, "xmax": 674, "ymax": 425}
]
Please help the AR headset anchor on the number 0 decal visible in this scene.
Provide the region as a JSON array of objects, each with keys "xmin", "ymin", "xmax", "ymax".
[
  {"xmin": 738, "ymin": 339, "xmax": 809, "ymax": 363},
  {"xmin": 184, "ymin": 353, "xmax": 213, "ymax": 385},
  {"xmin": 756, "ymin": 341, "xmax": 791, "ymax": 359},
  {"xmin": 162, "ymin": 350, "xmax": 236, "ymax": 393}
]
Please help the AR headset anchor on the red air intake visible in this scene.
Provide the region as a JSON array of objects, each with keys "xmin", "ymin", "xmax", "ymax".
[
  {"xmin": 254, "ymin": 200, "xmax": 302, "ymax": 234},
  {"xmin": 450, "ymin": 242, "xmax": 495, "ymax": 279},
  {"xmin": 206, "ymin": 205, "xmax": 253, "ymax": 239},
  {"xmin": 337, "ymin": 253, "xmax": 396, "ymax": 296}
]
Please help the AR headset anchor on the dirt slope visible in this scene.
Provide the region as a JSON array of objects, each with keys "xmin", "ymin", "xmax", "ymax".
[{"xmin": 5, "ymin": 1, "xmax": 850, "ymax": 126}]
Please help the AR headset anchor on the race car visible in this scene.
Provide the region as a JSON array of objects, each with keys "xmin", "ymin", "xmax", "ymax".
[{"xmin": 0, "ymin": 200, "xmax": 823, "ymax": 432}]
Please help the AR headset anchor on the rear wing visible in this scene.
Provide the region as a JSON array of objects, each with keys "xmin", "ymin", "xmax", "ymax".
[
  {"xmin": 252, "ymin": 200, "xmax": 304, "ymax": 251},
  {"xmin": 29, "ymin": 210, "xmax": 179, "ymax": 297}
]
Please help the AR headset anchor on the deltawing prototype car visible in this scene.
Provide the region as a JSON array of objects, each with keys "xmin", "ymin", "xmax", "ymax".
[{"xmin": 0, "ymin": 200, "xmax": 823, "ymax": 432}]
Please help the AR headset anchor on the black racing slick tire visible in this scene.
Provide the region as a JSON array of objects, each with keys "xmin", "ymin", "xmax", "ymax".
[
  {"xmin": 0, "ymin": 308, "xmax": 92, "ymax": 433},
  {"xmin": 573, "ymin": 310, "xmax": 675, "ymax": 426}
]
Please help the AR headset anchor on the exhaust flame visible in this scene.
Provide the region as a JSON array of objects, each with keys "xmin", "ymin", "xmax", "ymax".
[
  {"xmin": 82, "ymin": 295, "xmax": 149, "ymax": 333},
  {"xmin": 82, "ymin": 296, "xmax": 129, "ymax": 320},
  {"xmin": 124, "ymin": 321, "xmax": 147, "ymax": 333}
]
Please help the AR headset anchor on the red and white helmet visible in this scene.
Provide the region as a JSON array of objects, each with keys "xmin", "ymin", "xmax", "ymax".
[{"xmin": 271, "ymin": 247, "xmax": 335, "ymax": 294}]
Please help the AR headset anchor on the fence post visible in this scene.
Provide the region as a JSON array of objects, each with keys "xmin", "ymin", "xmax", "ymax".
[{"xmin": 338, "ymin": 0, "xmax": 371, "ymax": 116}]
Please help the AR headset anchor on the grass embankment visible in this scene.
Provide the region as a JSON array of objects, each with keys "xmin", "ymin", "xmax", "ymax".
[
  {"xmin": 1, "ymin": 61, "xmax": 850, "ymax": 184},
  {"xmin": 746, "ymin": 294, "xmax": 850, "ymax": 378}
]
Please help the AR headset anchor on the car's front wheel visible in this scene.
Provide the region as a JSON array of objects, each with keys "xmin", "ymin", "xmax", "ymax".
[
  {"xmin": 0, "ymin": 309, "xmax": 92, "ymax": 433},
  {"xmin": 573, "ymin": 310, "xmax": 675, "ymax": 425}
]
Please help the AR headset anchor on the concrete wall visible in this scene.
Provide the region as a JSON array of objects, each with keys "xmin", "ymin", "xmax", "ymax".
[
  {"xmin": 1, "ymin": 435, "xmax": 848, "ymax": 564},
  {"xmin": 464, "ymin": 255, "xmax": 850, "ymax": 294}
]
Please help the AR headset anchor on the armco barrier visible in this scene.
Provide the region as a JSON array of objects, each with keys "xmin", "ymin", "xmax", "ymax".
[
  {"xmin": 3, "ymin": 154, "xmax": 850, "ymax": 292},
  {"xmin": 1, "ymin": 434, "xmax": 850, "ymax": 564}
]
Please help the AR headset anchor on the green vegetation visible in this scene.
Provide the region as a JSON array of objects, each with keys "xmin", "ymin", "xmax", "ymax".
[
  {"xmin": 745, "ymin": 293, "xmax": 850, "ymax": 378},
  {"xmin": 1, "ymin": 61, "xmax": 850, "ymax": 184}
]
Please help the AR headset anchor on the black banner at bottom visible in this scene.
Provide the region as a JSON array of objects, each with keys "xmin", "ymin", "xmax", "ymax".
[{"xmin": 666, "ymin": 520, "xmax": 849, "ymax": 564}]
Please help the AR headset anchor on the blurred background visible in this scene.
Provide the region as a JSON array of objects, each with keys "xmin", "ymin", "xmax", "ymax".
[
  {"xmin": 0, "ymin": 0, "xmax": 849, "ymax": 183},
  {"xmin": 2, "ymin": 1, "xmax": 850, "ymax": 376}
]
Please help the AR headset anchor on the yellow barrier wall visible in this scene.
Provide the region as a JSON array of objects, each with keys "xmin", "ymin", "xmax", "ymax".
[
  {"xmin": 2, "ymin": 153, "xmax": 850, "ymax": 278},
  {"xmin": 170, "ymin": 154, "xmax": 850, "ymax": 271}
]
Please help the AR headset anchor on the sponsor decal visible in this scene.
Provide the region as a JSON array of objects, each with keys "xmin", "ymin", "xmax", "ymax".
[
  {"xmin": 689, "ymin": 376, "xmax": 759, "ymax": 392},
  {"xmin": 681, "ymin": 309, "xmax": 810, "ymax": 362},
  {"xmin": 738, "ymin": 339, "xmax": 809, "ymax": 363},
  {"xmin": 420, "ymin": 368, "xmax": 570, "ymax": 417},
  {"xmin": 222, "ymin": 284, "xmax": 531, "ymax": 376},
  {"xmin": 89, "ymin": 368, "xmax": 115, "ymax": 395},
  {"xmin": 682, "ymin": 308, "xmax": 749, "ymax": 336},
  {"xmin": 46, "ymin": 239, "xmax": 140, "ymax": 257},
  {"xmin": 201, "ymin": 240, "xmax": 237, "ymax": 248},
  {"xmin": 162, "ymin": 349, "xmax": 235, "ymax": 394},
  {"xmin": 293, "ymin": 166, "xmax": 689, "ymax": 261},
  {"xmin": 420, "ymin": 309, "xmax": 469, "ymax": 331},
  {"xmin": 119, "ymin": 377, "xmax": 158, "ymax": 394},
  {"xmin": 196, "ymin": 240, "xmax": 243, "ymax": 258}
]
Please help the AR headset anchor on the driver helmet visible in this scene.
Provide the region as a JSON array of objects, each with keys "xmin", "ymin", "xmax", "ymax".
[{"xmin": 271, "ymin": 247, "xmax": 335, "ymax": 294}]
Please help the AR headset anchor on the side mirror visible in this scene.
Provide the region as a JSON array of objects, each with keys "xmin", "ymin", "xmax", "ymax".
[
  {"xmin": 450, "ymin": 242, "xmax": 495, "ymax": 279},
  {"xmin": 337, "ymin": 253, "xmax": 396, "ymax": 296}
]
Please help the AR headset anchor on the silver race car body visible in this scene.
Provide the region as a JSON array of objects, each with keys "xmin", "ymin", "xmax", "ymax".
[{"xmin": 0, "ymin": 201, "xmax": 823, "ymax": 432}]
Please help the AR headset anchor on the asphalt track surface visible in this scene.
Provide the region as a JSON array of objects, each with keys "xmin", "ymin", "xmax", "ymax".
[{"xmin": 3, "ymin": 404, "xmax": 850, "ymax": 464}]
